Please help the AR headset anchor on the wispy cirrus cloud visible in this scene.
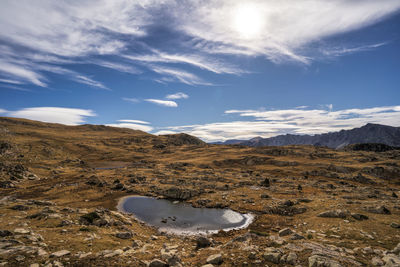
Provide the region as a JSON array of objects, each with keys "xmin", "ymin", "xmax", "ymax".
[
  {"xmin": 150, "ymin": 65, "xmax": 210, "ymax": 86},
  {"xmin": 155, "ymin": 105, "xmax": 400, "ymax": 142},
  {"xmin": 6, "ymin": 107, "xmax": 96, "ymax": 125},
  {"xmin": 37, "ymin": 64, "xmax": 109, "ymax": 90},
  {"xmin": 0, "ymin": 1, "xmax": 397, "ymax": 88},
  {"xmin": 145, "ymin": 99, "xmax": 178, "ymax": 108},
  {"xmin": 0, "ymin": 78, "xmax": 24, "ymax": 85},
  {"xmin": 320, "ymin": 43, "xmax": 388, "ymax": 57},
  {"xmin": 165, "ymin": 92, "xmax": 189, "ymax": 100},
  {"xmin": 176, "ymin": 0, "xmax": 400, "ymax": 63},
  {"xmin": 124, "ymin": 50, "xmax": 244, "ymax": 75},
  {"xmin": 0, "ymin": 61, "xmax": 47, "ymax": 87}
]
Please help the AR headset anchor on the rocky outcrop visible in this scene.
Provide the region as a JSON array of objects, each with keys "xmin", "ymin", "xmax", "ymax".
[
  {"xmin": 160, "ymin": 187, "xmax": 200, "ymax": 200},
  {"xmin": 363, "ymin": 205, "xmax": 391, "ymax": 215},
  {"xmin": 219, "ymin": 123, "xmax": 400, "ymax": 148},
  {"xmin": 162, "ymin": 133, "xmax": 206, "ymax": 146},
  {"xmin": 318, "ymin": 210, "xmax": 349, "ymax": 219}
]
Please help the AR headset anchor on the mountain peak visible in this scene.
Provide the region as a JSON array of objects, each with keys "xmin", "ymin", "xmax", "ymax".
[{"xmin": 219, "ymin": 123, "xmax": 400, "ymax": 148}]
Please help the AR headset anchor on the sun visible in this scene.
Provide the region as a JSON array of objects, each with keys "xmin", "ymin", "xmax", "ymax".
[{"xmin": 233, "ymin": 3, "xmax": 264, "ymax": 39}]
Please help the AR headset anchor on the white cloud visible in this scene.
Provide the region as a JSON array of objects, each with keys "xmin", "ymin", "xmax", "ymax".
[
  {"xmin": 124, "ymin": 50, "xmax": 244, "ymax": 75},
  {"xmin": 8, "ymin": 107, "xmax": 96, "ymax": 125},
  {"xmin": 0, "ymin": 0, "xmax": 398, "ymax": 87},
  {"xmin": 0, "ymin": 61, "xmax": 46, "ymax": 87},
  {"xmin": 150, "ymin": 65, "xmax": 210, "ymax": 85},
  {"xmin": 73, "ymin": 75, "xmax": 109, "ymax": 90},
  {"xmin": 106, "ymin": 123, "xmax": 153, "ymax": 132},
  {"xmin": 165, "ymin": 92, "xmax": 189, "ymax": 100},
  {"xmin": 321, "ymin": 43, "xmax": 387, "ymax": 57},
  {"xmin": 91, "ymin": 60, "xmax": 141, "ymax": 75},
  {"xmin": 0, "ymin": 78, "xmax": 24, "ymax": 85},
  {"xmin": 37, "ymin": 65, "xmax": 108, "ymax": 90},
  {"xmin": 0, "ymin": 1, "xmax": 145, "ymax": 87},
  {"xmin": 0, "ymin": 109, "xmax": 8, "ymax": 113},
  {"xmin": 145, "ymin": 99, "xmax": 178, "ymax": 107},
  {"xmin": 176, "ymin": 0, "xmax": 400, "ymax": 63},
  {"xmin": 155, "ymin": 130, "xmax": 179, "ymax": 135},
  {"xmin": 157, "ymin": 105, "xmax": 400, "ymax": 142},
  {"xmin": 0, "ymin": 1, "xmax": 144, "ymax": 58},
  {"xmin": 118, "ymin": 119, "xmax": 150, "ymax": 125}
]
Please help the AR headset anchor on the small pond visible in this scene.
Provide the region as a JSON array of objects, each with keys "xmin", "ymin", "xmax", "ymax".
[{"xmin": 118, "ymin": 196, "xmax": 253, "ymax": 235}]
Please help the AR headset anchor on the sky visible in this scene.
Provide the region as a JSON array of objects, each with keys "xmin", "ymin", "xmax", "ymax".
[{"xmin": 0, "ymin": 0, "xmax": 400, "ymax": 142}]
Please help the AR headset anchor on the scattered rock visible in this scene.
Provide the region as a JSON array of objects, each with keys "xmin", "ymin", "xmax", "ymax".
[
  {"xmin": 263, "ymin": 247, "xmax": 282, "ymax": 264},
  {"xmin": 317, "ymin": 210, "xmax": 349, "ymax": 219},
  {"xmin": 112, "ymin": 182, "xmax": 125, "ymax": 190},
  {"xmin": 79, "ymin": 212, "xmax": 101, "ymax": 224},
  {"xmin": 298, "ymin": 184, "xmax": 303, "ymax": 191},
  {"xmin": 279, "ymin": 228, "xmax": 293, "ymax": 237},
  {"xmin": 0, "ymin": 230, "xmax": 13, "ymax": 237},
  {"xmin": 351, "ymin": 213, "xmax": 369, "ymax": 221},
  {"xmin": 14, "ymin": 228, "xmax": 30, "ymax": 234},
  {"xmin": 291, "ymin": 233, "xmax": 305, "ymax": 240},
  {"xmin": 149, "ymin": 259, "xmax": 168, "ymax": 267},
  {"xmin": 371, "ymin": 256, "xmax": 384, "ymax": 266},
  {"xmin": 282, "ymin": 200, "xmax": 295, "ymax": 206},
  {"xmin": 391, "ymin": 242, "xmax": 400, "ymax": 254},
  {"xmin": 116, "ymin": 232, "xmax": 133, "ymax": 239},
  {"xmin": 261, "ymin": 178, "xmax": 270, "ymax": 187},
  {"xmin": 50, "ymin": 250, "xmax": 71, "ymax": 257},
  {"xmin": 285, "ymin": 252, "xmax": 298, "ymax": 265},
  {"xmin": 364, "ymin": 206, "xmax": 391, "ymax": 215},
  {"xmin": 352, "ymin": 173, "xmax": 375, "ymax": 184},
  {"xmin": 10, "ymin": 204, "xmax": 30, "ymax": 211},
  {"xmin": 206, "ymin": 254, "xmax": 223, "ymax": 265},
  {"xmin": 161, "ymin": 187, "xmax": 200, "ymax": 200},
  {"xmin": 196, "ymin": 236, "xmax": 212, "ymax": 249},
  {"xmin": 382, "ymin": 254, "xmax": 400, "ymax": 266},
  {"xmin": 104, "ymin": 249, "xmax": 123, "ymax": 257},
  {"xmin": 308, "ymin": 255, "xmax": 342, "ymax": 267},
  {"xmin": 265, "ymin": 204, "xmax": 307, "ymax": 216},
  {"xmin": 390, "ymin": 222, "xmax": 400, "ymax": 229}
]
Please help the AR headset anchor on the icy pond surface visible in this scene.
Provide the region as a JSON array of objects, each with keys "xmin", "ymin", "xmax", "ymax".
[{"xmin": 118, "ymin": 196, "xmax": 253, "ymax": 235}]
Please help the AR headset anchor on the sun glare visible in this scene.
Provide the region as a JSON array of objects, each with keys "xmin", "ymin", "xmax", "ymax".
[{"xmin": 233, "ymin": 3, "xmax": 264, "ymax": 39}]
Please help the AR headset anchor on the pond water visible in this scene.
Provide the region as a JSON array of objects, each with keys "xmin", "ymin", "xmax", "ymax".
[{"xmin": 118, "ymin": 196, "xmax": 253, "ymax": 235}]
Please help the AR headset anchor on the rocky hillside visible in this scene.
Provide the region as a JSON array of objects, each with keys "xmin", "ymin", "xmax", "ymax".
[
  {"xmin": 0, "ymin": 117, "xmax": 400, "ymax": 266},
  {"xmin": 218, "ymin": 123, "xmax": 400, "ymax": 149}
]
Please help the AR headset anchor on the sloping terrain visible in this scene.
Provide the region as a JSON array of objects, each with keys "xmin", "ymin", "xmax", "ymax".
[
  {"xmin": 218, "ymin": 123, "xmax": 400, "ymax": 149},
  {"xmin": 0, "ymin": 117, "xmax": 400, "ymax": 266}
]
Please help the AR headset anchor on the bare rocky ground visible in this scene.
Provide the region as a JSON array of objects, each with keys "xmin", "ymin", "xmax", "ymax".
[{"xmin": 0, "ymin": 117, "xmax": 399, "ymax": 267}]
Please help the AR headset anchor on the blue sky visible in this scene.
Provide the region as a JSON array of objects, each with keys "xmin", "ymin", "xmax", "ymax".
[{"xmin": 0, "ymin": 0, "xmax": 400, "ymax": 142}]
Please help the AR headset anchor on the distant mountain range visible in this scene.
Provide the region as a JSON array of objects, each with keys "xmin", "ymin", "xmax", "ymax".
[{"xmin": 214, "ymin": 123, "xmax": 400, "ymax": 149}]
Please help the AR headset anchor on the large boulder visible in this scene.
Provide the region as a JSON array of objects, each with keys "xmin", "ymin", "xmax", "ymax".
[
  {"xmin": 263, "ymin": 248, "xmax": 282, "ymax": 264},
  {"xmin": 308, "ymin": 255, "xmax": 342, "ymax": 267},
  {"xmin": 206, "ymin": 254, "xmax": 223, "ymax": 265},
  {"xmin": 161, "ymin": 187, "xmax": 200, "ymax": 200},
  {"xmin": 115, "ymin": 232, "xmax": 133, "ymax": 239},
  {"xmin": 196, "ymin": 236, "xmax": 212, "ymax": 249},
  {"xmin": 364, "ymin": 205, "xmax": 391, "ymax": 215},
  {"xmin": 317, "ymin": 210, "xmax": 349, "ymax": 219}
]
